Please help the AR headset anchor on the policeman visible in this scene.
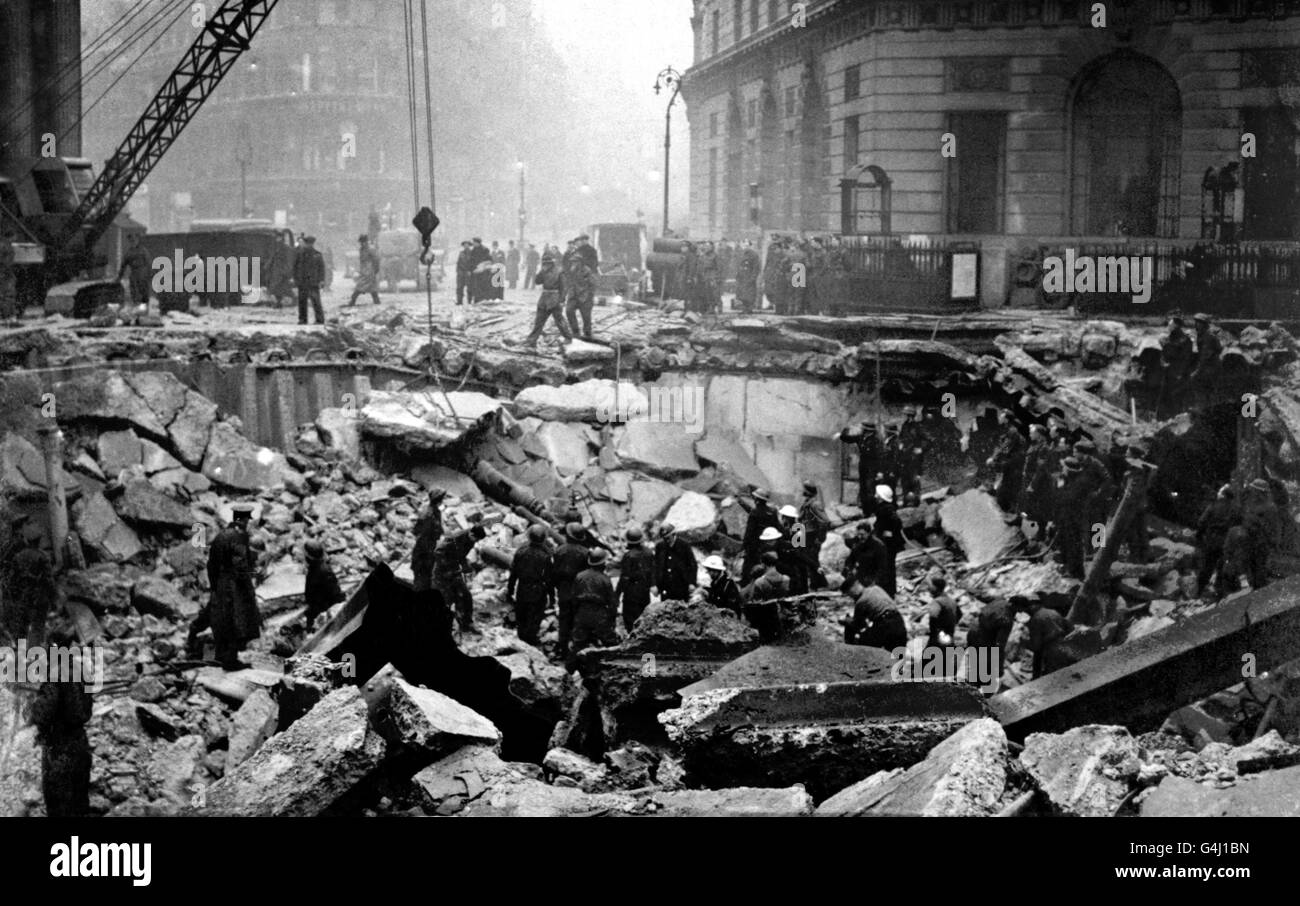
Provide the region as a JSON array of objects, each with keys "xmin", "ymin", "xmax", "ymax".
[
  {"xmin": 654, "ymin": 523, "xmax": 696, "ymax": 603},
  {"xmin": 189, "ymin": 503, "xmax": 261, "ymax": 669},
  {"xmin": 614, "ymin": 526, "xmax": 654, "ymax": 631},
  {"xmin": 410, "ymin": 489, "xmax": 447, "ymax": 592},
  {"xmin": 32, "ymin": 623, "xmax": 93, "ymax": 817},
  {"xmin": 797, "ymin": 481, "xmax": 831, "ymax": 590},
  {"xmin": 839, "ymin": 422, "xmax": 885, "ymax": 516},
  {"xmin": 432, "ymin": 520, "xmax": 488, "ymax": 633},
  {"xmin": 551, "ymin": 523, "xmax": 592, "ymax": 658},
  {"xmin": 292, "ymin": 236, "xmax": 327, "ymax": 325},
  {"xmin": 569, "ymin": 548, "xmax": 619, "ymax": 664},
  {"xmin": 1, "ymin": 514, "xmax": 54, "ymax": 646},
  {"xmin": 1161, "ymin": 315, "xmax": 1194, "ymax": 411},
  {"xmin": 703, "ymin": 555, "xmax": 742, "ymax": 615},
  {"xmin": 303, "ymin": 540, "xmax": 345, "ymax": 627},
  {"xmin": 507, "ymin": 525, "xmax": 553, "ymax": 646},
  {"xmin": 455, "ymin": 240, "xmax": 473, "ymax": 306},
  {"xmin": 845, "ymin": 580, "xmax": 907, "ymax": 651}
]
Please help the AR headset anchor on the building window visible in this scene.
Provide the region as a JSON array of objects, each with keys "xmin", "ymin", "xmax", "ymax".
[
  {"xmin": 710, "ymin": 112, "xmax": 719, "ymax": 138},
  {"xmin": 747, "ymin": 98, "xmax": 757, "ymax": 128},
  {"xmin": 734, "ymin": 0, "xmax": 744, "ymax": 41},
  {"xmin": 946, "ymin": 111, "xmax": 1006, "ymax": 234},
  {"xmin": 843, "ymin": 115, "xmax": 859, "ymax": 169},
  {"xmin": 844, "ymin": 64, "xmax": 860, "ymax": 100},
  {"xmin": 709, "ymin": 147, "xmax": 719, "ymax": 231},
  {"xmin": 750, "ymin": 0, "xmax": 760, "ymax": 32},
  {"xmin": 1242, "ymin": 107, "xmax": 1299, "ymax": 240},
  {"xmin": 711, "ymin": 10, "xmax": 719, "ymax": 55}
]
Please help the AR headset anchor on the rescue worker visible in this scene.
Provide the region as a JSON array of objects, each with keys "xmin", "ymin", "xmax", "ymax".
[
  {"xmin": 839, "ymin": 422, "xmax": 885, "ymax": 516},
  {"xmin": 1020, "ymin": 424, "xmax": 1055, "ymax": 529},
  {"xmin": 520, "ymin": 252, "xmax": 572, "ymax": 348},
  {"xmin": 292, "ymin": 236, "xmax": 327, "ymax": 325},
  {"xmin": 433, "ymin": 520, "xmax": 488, "ymax": 633},
  {"xmin": 1054, "ymin": 457, "xmax": 1092, "ymax": 579},
  {"xmin": 1196, "ymin": 484, "xmax": 1237, "ymax": 592},
  {"xmin": 1026, "ymin": 603, "xmax": 1072, "ymax": 679},
  {"xmin": 735, "ymin": 239, "xmax": 761, "ymax": 313},
  {"xmin": 872, "ymin": 485, "xmax": 905, "ymax": 595},
  {"xmin": 797, "ymin": 481, "xmax": 830, "ymax": 590},
  {"xmin": 1160, "ymin": 315, "xmax": 1194, "ymax": 412},
  {"xmin": 507, "ymin": 524, "xmax": 553, "ymax": 646},
  {"xmin": 455, "ymin": 240, "xmax": 473, "ymax": 305},
  {"xmin": 654, "ymin": 523, "xmax": 696, "ymax": 603},
  {"xmin": 1119, "ymin": 443, "xmax": 1151, "ymax": 563},
  {"xmin": 568, "ymin": 548, "xmax": 619, "ymax": 664},
  {"xmin": 897, "ymin": 406, "xmax": 927, "ymax": 505},
  {"xmin": 1189, "ymin": 313, "xmax": 1223, "ymax": 407},
  {"xmin": 524, "ymin": 243, "xmax": 540, "ymax": 289},
  {"xmin": 966, "ymin": 596, "xmax": 1033, "ymax": 675},
  {"xmin": 775, "ymin": 504, "xmax": 808, "ymax": 594},
  {"xmin": 410, "ymin": 489, "xmax": 447, "ymax": 592},
  {"xmin": 676, "ymin": 241, "xmax": 698, "ymax": 305},
  {"xmin": 490, "ymin": 241, "xmax": 506, "ymax": 299},
  {"xmin": 742, "ymin": 551, "xmax": 788, "ymax": 640},
  {"xmin": 32, "ymin": 622, "xmax": 93, "ymax": 818},
  {"xmin": 989, "ymin": 409, "xmax": 1027, "ymax": 515},
  {"xmin": 506, "ymin": 240, "xmax": 520, "ymax": 290},
  {"xmin": 843, "ymin": 521, "xmax": 890, "ymax": 594},
  {"xmin": 267, "ymin": 232, "xmax": 297, "ymax": 308},
  {"xmin": 117, "ymin": 233, "xmax": 151, "ymax": 310},
  {"xmin": 575, "ymin": 233, "xmax": 599, "ymax": 273},
  {"xmin": 614, "ymin": 526, "xmax": 654, "ymax": 631},
  {"xmin": 925, "ymin": 574, "xmax": 962, "ymax": 660},
  {"xmin": 188, "ymin": 503, "xmax": 261, "ymax": 670},
  {"xmin": 703, "ymin": 555, "xmax": 742, "ymax": 615},
  {"xmin": 303, "ymin": 540, "xmax": 345, "ymax": 627},
  {"xmin": 1, "ymin": 514, "xmax": 54, "ymax": 646},
  {"xmin": 552, "ymin": 523, "xmax": 592, "ymax": 658},
  {"xmin": 348, "ymin": 234, "xmax": 381, "ymax": 306},
  {"xmin": 564, "ymin": 238, "xmax": 597, "ymax": 340},
  {"xmin": 468, "ymin": 237, "xmax": 492, "ymax": 303},
  {"xmin": 845, "ymin": 579, "xmax": 907, "ymax": 651},
  {"xmin": 739, "ymin": 487, "xmax": 781, "ymax": 579},
  {"xmin": 698, "ymin": 240, "xmax": 721, "ymax": 313},
  {"xmin": 0, "ymin": 225, "xmax": 18, "ymax": 320},
  {"xmin": 1240, "ymin": 478, "xmax": 1281, "ymax": 590},
  {"xmin": 1073, "ymin": 439, "xmax": 1114, "ymax": 534},
  {"xmin": 764, "ymin": 240, "xmax": 788, "ymax": 314}
]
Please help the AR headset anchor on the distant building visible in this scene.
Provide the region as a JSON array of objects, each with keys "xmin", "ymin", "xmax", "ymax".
[{"xmin": 682, "ymin": 0, "xmax": 1300, "ymax": 304}]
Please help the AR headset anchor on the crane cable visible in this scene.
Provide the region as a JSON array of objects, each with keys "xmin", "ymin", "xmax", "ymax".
[{"xmin": 402, "ymin": 0, "xmax": 421, "ymax": 212}]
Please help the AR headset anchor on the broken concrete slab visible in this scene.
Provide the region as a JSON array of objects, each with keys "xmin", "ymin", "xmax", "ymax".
[
  {"xmin": 131, "ymin": 575, "xmax": 200, "ymax": 620},
  {"xmin": 315, "ymin": 407, "xmax": 361, "ymax": 461},
  {"xmin": 0, "ymin": 431, "xmax": 46, "ymax": 497},
  {"xmin": 640, "ymin": 785, "xmax": 814, "ymax": 816},
  {"xmin": 367, "ymin": 671, "xmax": 501, "ymax": 758},
  {"xmin": 110, "ymin": 478, "xmax": 193, "ymax": 529},
  {"xmin": 661, "ymin": 491, "xmax": 718, "ymax": 544},
  {"xmin": 694, "ymin": 433, "xmax": 771, "ymax": 491},
  {"xmin": 615, "ymin": 421, "xmax": 700, "ymax": 479},
  {"xmin": 410, "ymin": 464, "xmax": 481, "ymax": 501},
  {"xmin": 816, "ymin": 718, "xmax": 1008, "ymax": 816},
  {"xmin": 96, "ymin": 429, "xmax": 143, "ymax": 477},
  {"xmin": 1140, "ymin": 765, "xmax": 1300, "ymax": 817},
  {"xmin": 562, "ymin": 338, "xmax": 615, "ymax": 363},
  {"xmin": 151, "ymin": 467, "xmax": 211, "ymax": 496},
  {"xmin": 939, "ymin": 489, "xmax": 1022, "ymax": 567},
  {"xmin": 55, "ymin": 370, "xmax": 168, "ymax": 438},
  {"xmin": 226, "ymin": 687, "xmax": 280, "ymax": 768},
  {"xmin": 359, "ymin": 390, "xmax": 502, "ymax": 451},
  {"xmin": 167, "ymin": 390, "xmax": 219, "ymax": 470},
  {"xmin": 73, "ymin": 491, "xmax": 144, "ymax": 563},
  {"xmin": 628, "ymin": 477, "xmax": 683, "ymax": 526},
  {"xmin": 202, "ymin": 420, "xmax": 304, "ymax": 492},
  {"xmin": 543, "ymin": 748, "xmax": 610, "ymax": 790},
  {"xmin": 512, "ymin": 379, "xmax": 647, "ymax": 423},
  {"xmin": 679, "ymin": 635, "xmax": 896, "ymax": 698},
  {"xmin": 1019, "ymin": 725, "xmax": 1141, "ymax": 817},
  {"xmin": 1223, "ymin": 730, "xmax": 1300, "ymax": 775},
  {"xmin": 623, "ymin": 599, "xmax": 758, "ymax": 658},
  {"xmin": 534, "ymin": 421, "xmax": 591, "ymax": 477},
  {"xmin": 200, "ymin": 686, "xmax": 386, "ymax": 816},
  {"xmin": 140, "ymin": 438, "xmax": 182, "ymax": 475}
]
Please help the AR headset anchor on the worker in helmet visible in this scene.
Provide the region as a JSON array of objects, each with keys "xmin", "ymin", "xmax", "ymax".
[
  {"xmin": 615, "ymin": 526, "xmax": 655, "ymax": 631},
  {"xmin": 702, "ymin": 555, "xmax": 742, "ymax": 615},
  {"xmin": 569, "ymin": 548, "xmax": 619, "ymax": 666},
  {"xmin": 507, "ymin": 524, "xmax": 553, "ymax": 646},
  {"xmin": 551, "ymin": 522, "xmax": 591, "ymax": 658}
]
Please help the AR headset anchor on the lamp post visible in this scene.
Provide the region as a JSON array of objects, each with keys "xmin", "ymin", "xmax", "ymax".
[{"xmin": 653, "ymin": 66, "xmax": 683, "ymax": 238}]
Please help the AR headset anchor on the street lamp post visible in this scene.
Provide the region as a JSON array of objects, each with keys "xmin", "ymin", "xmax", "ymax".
[{"xmin": 654, "ymin": 66, "xmax": 683, "ymax": 238}]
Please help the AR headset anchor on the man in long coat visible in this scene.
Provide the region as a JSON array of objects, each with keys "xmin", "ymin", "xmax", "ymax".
[
  {"xmin": 189, "ymin": 503, "xmax": 261, "ymax": 669},
  {"xmin": 349, "ymin": 234, "xmax": 381, "ymax": 306}
]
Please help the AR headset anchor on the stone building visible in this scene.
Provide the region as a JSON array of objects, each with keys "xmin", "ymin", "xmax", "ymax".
[{"xmin": 681, "ymin": 0, "xmax": 1300, "ymax": 305}]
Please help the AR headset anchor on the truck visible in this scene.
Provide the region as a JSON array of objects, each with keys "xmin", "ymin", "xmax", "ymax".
[{"xmin": 588, "ymin": 222, "xmax": 649, "ymax": 300}]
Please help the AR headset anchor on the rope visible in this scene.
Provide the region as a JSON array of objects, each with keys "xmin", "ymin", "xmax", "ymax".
[{"xmin": 402, "ymin": 0, "xmax": 421, "ymax": 212}]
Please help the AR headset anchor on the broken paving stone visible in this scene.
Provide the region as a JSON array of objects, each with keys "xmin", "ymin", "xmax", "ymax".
[
  {"xmin": 512, "ymin": 379, "xmax": 647, "ymax": 423},
  {"xmin": 562, "ymin": 338, "xmax": 615, "ymax": 363},
  {"xmin": 661, "ymin": 491, "xmax": 718, "ymax": 544},
  {"xmin": 203, "ymin": 421, "xmax": 304, "ymax": 492},
  {"xmin": 130, "ymin": 676, "xmax": 168, "ymax": 704},
  {"xmin": 816, "ymin": 718, "xmax": 1008, "ymax": 817},
  {"xmin": 360, "ymin": 390, "xmax": 502, "ymax": 451},
  {"xmin": 614, "ymin": 421, "xmax": 700, "ymax": 480},
  {"xmin": 1140, "ymin": 765, "xmax": 1300, "ymax": 817},
  {"xmin": 639, "ymin": 786, "xmax": 814, "ymax": 817},
  {"xmin": 135, "ymin": 703, "xmax": 181, "ymax": 741},
  {"xmin": 1019, "ymin": 724, "xmax": 1141, "ymax": 817},
  {"xmin": 55, "ymin": 371, "xmax": 168, "ymax": 439},
  {"xmin": 628, "ymin": 477, "xmax": 683, "ymax": 526},
  {"xmin": 150, "ymin": 467, "xmax": 211, "ymax": 496},
  {"xmin": 73, "ymin": 492, "xmax": 144, "ymax": 563},
  {"xmin": 201, "ymin": 686, "xmax": 387, "ymax": 817},
  {"xmin": 227, "ymin": 688, "xmax": 279, "ymax": 768},
  {"xmin": 131, "ymin": 575, "xmax": 200, "ymax": 620},
  {"xmin": 140, "ymin": 438, "xmax": 182, "ymax": 475},
  {"xmin": 111, "ymin": 478, "xmax": 193, "ymax": 529},
  {"xmin": 166, "ymin": 391, "xmax": 219, "ymax": 470},
  {"xmin": 146, "ymin": 735, "xmax": 207, "ymax": 807},
  {"xmin": 938, "ymin": 489, "xmax": 1022, "ymax": 567},
  {"xmin": 1223, "ymin": 730, "xmax": 1300, "ymax": 775}
]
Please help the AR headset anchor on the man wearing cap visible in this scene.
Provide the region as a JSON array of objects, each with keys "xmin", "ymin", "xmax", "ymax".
[
  {"xmin": 552, "ymin": 523, "xmax": 592, "ymax": 657},
  {"xmin": 521, "ymin": 251, "xmax": 573, "ymax": 348},
  {"xmin": 654, "ymin": 523, "xmax": 696, "ymax": 603},
  {"xmin": 1196, "ymin": 484, "xmax": 1238, "ymax": 593},
  {"xmin": 303, "ymin": 540, "xmax": 345, "ymax": 627},
  {"xmin": 798, "ymin": 482, "xmax": 830, "ymax": 590},
  {"xmin": 1, "ymin": 515, "xmax": 55, "ymax": 646},
  {"xmin": 411, "ymin": 490, "xmax": 447, "ymax": 592},
  {"xmin": 433, "ymin": 519, "xmax": 488, "ymax": 633},
  {"xmin": 741, "ymin": 551, "xmax": 789, "ymax": 640},
  {"xmin": 1020, "ymin": 424, "xmax": 1054, "ymax": 529},
  {"xmin": 508, "ymin": 525, "xmax": 553, "ymax": 646},
  {"xmin": 839, "ymin": 423, "xmax": 885, "ymax": 516},
  {"xmin": 740, "ymin": 488, "xmax": 781, "ymax": 579},
  {"xmin": 1054, "ymin": 456, "xmax": 1092, "ymax": 579},
  {"xmin": 615, "ymin": 527, "xmax": 655, "ymax": 631},
  {"xmin": 292, "ymin": 236, "xmax": 327, "ymax": 325},
  {"xmin": 455, "ymin": 240, "xmax": 473, "ymax": 306},
  {"xmin": 989, "ymin": 409, "xmax": 1027, "ymax": 515},
  {"xmin": 844, "ymin": 521, "xmax": 890, "ymax": 595},
  {"xmin": 1241, "ymin": 478, "xmax": 1281, "ymax": 590},
  {"xmin": 189, "ymin": 504, "xmax": 261, "ymax": 669},
  {"xmin": 349, "ymin": 234, "xmax": 382, "ymax": 307},
  {"xmin": 703, "ymin": 556, "xmax": 743, "ymax": 615},
  {"xmin": 845, "ymin": 579, "xmax": 906, "ymax": 651},
  {"xmin": 569, "ymin": 548, "xmax": 619, "ymax": 663}
]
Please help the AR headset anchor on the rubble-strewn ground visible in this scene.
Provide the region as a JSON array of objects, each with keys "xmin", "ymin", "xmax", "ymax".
[{"xmin": 3, "ymin": 284, "xmax": 1300, "ymax": 816}]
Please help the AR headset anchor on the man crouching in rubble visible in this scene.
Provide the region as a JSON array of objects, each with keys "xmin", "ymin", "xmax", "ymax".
[{"xmin": 845, "ymin": 578, "xmax": 907, "ymax": 651}]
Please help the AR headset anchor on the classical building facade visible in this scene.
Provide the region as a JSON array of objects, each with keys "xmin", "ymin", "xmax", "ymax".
[{"xmin": 682, "ymin": 0, "xmax": 1300, "ymax": 301}]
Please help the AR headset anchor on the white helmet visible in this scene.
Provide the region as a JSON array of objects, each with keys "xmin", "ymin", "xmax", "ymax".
[
  {"xmin": 875, "ymin": 484, "xmax": 894, "ymax": 503},
  {"xmin": 703, "ymin": 555, "xmax": 725, "ymax": 571},
  {"xmin": 778, "ymin": 504, "xmax": 799, "ymax": 519},
  {"xmin": 759, "ymin": 527, "xmax": 782, "ymax": 542}
]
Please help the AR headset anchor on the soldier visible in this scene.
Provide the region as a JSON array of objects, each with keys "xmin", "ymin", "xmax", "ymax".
[
  {"xmin": 564, "ymin": 238, "xmax": 597, "ymax": 340},
  {"xmin": 303, "ymin": 540, "xmax": 345, "ymax": 627},
  {"xmin": 739, "ymin": 487, "xmax": 781, "ymax": 579},
  {"xmin": 845, "ymin": 579, "xmax": 907, "ymax": 651},
  {"xmin": 1, "ymin": 514, "xmax": 54, "ymax": 646},
  {"xmin": 989, "ymin": 409, "xmax": 1027, "ymax": 515},
  {"xmin": 1196, "ymin": 484, "xmax": 1237, "ymax": 592},
  {"xmin": 292, "ymin": 236, "xmax": 327, "ymax": 325},
  {"xmin": 703, "ymin": 555, "xmax": 743, "ymax": 615},
  {"xmin": 654, "ymin": 523, "xmax": 696, "ymax": 603},
  {"xmin": 614, "ymin": 526, "xmax": 654, "ymax": 632},
  {"xmin": 117, "ymin": 233, "xmax": 152, "ymax": 310},
  {"xmin": 519, "ymin": 253, "xmax": 572, "ymax": 348},
  {"xmin": 839, "ymin": 422, "xmax": 885, "ymax": 516},
  {"xmin": 433, "ymin": 520, "xmax": 488, "ymax": 633},
  {"xmin": 798, "ymin": 481, "xmax": 830, "ymax": 590},
  {"xmin": 1161, "ymin": 314, "xmax": 1194, "ymax": 412},
  {"xmin": 506, "ymin": 240, "xmax": 520, "ymax": 289},
  {"xmin": 925, "ymin": 574, "xmax": 962, "ymax": 661},
  {"xmin": 735, "ymin": 239, "xmax": 761, "ymax": 313},
  {"xmin": 455, "ymin": 240, "xmax": 473, "ymax": 305},
  {"xmin": 1054, "ymin": 456, "xmax": 1092, "ymax": 579},
  {"xmin": 1241, "ymin": 478, "xmax": 1281, "ymax": 590},
  {"xmin": 552, "ymin": 523, "xmax": 591, "ymax": 658},
  {"xmin": 410, "ymin": 489, "xmax": 447, "ymax": 592},
  {"xmin": 188, "ymin": 503, "xmax": 261, "ymax": 670},
  {"xmin": 1189, "ymin": 313, "xmax": 1223, "ymax": 407},
  {"xmin": 31, "ymin": 623, "xmax": 93, "ymax": 818},
  {"xmin": 349, "ymin": 235, "xmax": 381, "ymax": 306},
  {"xmin": 267, "ymin": 232, "xmax": 297, "ymax": 309},
  {"xmin": 507, "ymin": 525, "xmax": 553, "ymax": 646},
  {"xmin": 568, "ymin": 548, "xmax": 619, "ymax": 664}
]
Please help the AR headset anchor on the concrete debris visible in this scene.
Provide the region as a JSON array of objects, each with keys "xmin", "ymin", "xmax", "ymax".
[
  {"xmin": 73, "ymin": 492, "xmax": 144, "ymax": 563},
  {"xmin": 543, "ymin": 748, "xmax": 610, "ymax": 790},
  {"xmin": 315, "ymin": 407, "xmax": 361, "ymax": 460},
  {"xmin": 622, "ymin": 599, "xmax": 759, "ymax": 657},
  {"xmin": 1140, "ymin": 765, "xmax": 1300, "ymax": 817},
  {"xmin": 693, "ymin": 433, "xmax": 771, "ymax": 491},
  {"xmin": 131, "ymin": 575, "xmax": 200, "ymax": 620},
  {"xmin": 226, "ymin": 688, "xmax": 280, "ymax": 767},
  {"xmin": 628, "ymin": 476, "xmax": 683, "ymax": 526},
  {"xmin": 1019, "ymin": 725, "xmax": 1141, "ymax": 817},
  {"xmin": 817, "ymin": 718, "xmax": 1008, "ymax": 816},
  {"xmin": 359, "ymin": 389, "xmax": 502, "ymax": 451},
  {"xmin": 110, "ymin": 478, "xmax": 193, "ymax": 529},
  {"xmin": 201, "ymin": 686, "xmax": 387, "ymax": 817},
  {"xmin": 1223, "ymin": 730, "xmax": 1300, "ymax": 775},
  {"xmin": 661, "ymin": 491, "xmax": 718, "ymax": 543},
  {"xmin": 410, "ymin": 463, "xmax": 481, "ymax": 500},
  {"xmin": 202, "ymin": 420, "xmax": 303, "ymax": 492},
  {"xmin": 534, "ymin": 421, "xmax": 592, "ymax": 476},
  {"xmin": 512, "ymin": 379, "xmax": 647, "ymax": 423},
  {"xmin": 366, "ymin": 669, "xmax": 501, "ymax": 758},
  {"xmin": 939, "ymin": 489, "xmax": 1022, "ymax": 567},
  {"xmin": 614, "ymin": 421, "xmax": 701, "ymax": 480},
  {"xmin": 0, "ymin": 431, "xmax": 47, "ymax": 497}
]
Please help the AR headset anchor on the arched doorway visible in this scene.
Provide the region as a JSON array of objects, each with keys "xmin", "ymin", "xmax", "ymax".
[{"xmin": 1070, "ymin": 52, "xmax": 1182, "ymax": 237}]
